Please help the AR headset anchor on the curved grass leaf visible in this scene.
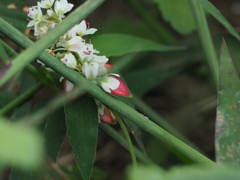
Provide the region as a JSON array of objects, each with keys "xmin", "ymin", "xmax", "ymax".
[
  {"xmin": 215, "ymin": 39, "xmax": 240, "ymax": 166},
  {"xmin": 65, "ymin": 96, "xmax": 99, "ymax": 180},
  {"xmin": 152, "ymin": 0, "xmax": 196, "ymax": 35},
  {"xmin": 92, "ymin": 34, "xmax": 186, "ymax": 57},
  {"xmin": 198, "ymin": 0, "xmax": 240, "ymax": 41}
]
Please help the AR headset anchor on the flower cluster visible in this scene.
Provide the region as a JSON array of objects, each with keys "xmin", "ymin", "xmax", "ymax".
[{"xmin": 26, "ymin": 0, "xmax": 131, "ymax": 124}]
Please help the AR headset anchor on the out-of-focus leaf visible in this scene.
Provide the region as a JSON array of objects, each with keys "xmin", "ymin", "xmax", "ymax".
[
  {"xmin": 0, "ymin": 62, "xmax": 12, "ymax": 80},
  {"xmin": 127, "ymin": 165, "xmax": 240, "ymax": 180},
  {"xmin": 0, "ymin": 91, "xmax": 16, "ymax": 109},
  {"xmin": 198, "ymin": 0, "xmax": 240, "ymax": 41},
  {"xmin": 125, "ymin": 69, "xmax": 178, "ymax": 97},
  {"xmin": 65, "ymin": 96, "xmax": 99, "ymax": 180},
  {"xmin": 215, "ymin": 39, "xmax": 240, "ymax": 166},
  {"xmin": 0, "ymin": 7, "xmax": 27, "ymax": 32},
  {"xmin": 0, "ymin": 116, "xmax": 43, "ymax": 170},
  {"xmin": 10, "ymin": 169, "xmax": 36, "ymax": 180},
  {"xmin": 0, "ymin": 41, "xmax": 9, "ymax": 63},
  {"xmin": 152, "ymin": 0, "xmax": 196, "ymax": 35},
  {"xmin": 101, "ymin": 16, "xmax": 161, "ymax": 41},
  {"xmin": 42, "ymin": 107, "xmax": 66, "ymax": 161},
  {"xmin": 93, "ymin": 34, "xmax": 185, "ymax": 57},
  {"xmin": 0, "ymin": 0, "xmax": 26, "ymax": 6}
]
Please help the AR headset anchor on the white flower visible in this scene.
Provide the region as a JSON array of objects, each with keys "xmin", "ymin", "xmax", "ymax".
[
  {"xmin": 77, "ymin": 20, "xmax": 97, "ymax": 36},
  {"xmin": 54, "ymin": 0, "xmax": 74, "ymax": 17},
  {"xmin": 39, "ymin": 0, "xmax": 54, "ymax": 9},
  {"xmin": 78, "ymin": 44, "xmax": 99, "ymax": 59},
  {"xmin": 64, "ymin": 36, "xmax": 85, "ymax": 52},
  {"xmin": 82, "ymin": 61, "xmax": 99, "ymax": 80},
  {"xmin": 100, "ymin": 75, "xmax": 120, "ymax": 93},
  {"xmin": 26, "ymin": 2, "xmax": 45, "ymax": 36},
  {"xmin": 60, "ymin": 53, "xmax": 77, "ymax": 69}
]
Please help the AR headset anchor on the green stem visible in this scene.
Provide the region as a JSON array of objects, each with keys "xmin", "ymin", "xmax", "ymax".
[
  {"xmin": 100, "ymin": 124, "xmax": 149, "ymax": 164},
  {"xmin": 0, "ymin": 82, "xmax": 42, "ymax": 115},
  {"xmin": 190, "ymin": 1, "xmax": 219, "ymax": 89},
  {"xmin": 113, "ymin": 111, "xmax": 138, "ymax": 169}
]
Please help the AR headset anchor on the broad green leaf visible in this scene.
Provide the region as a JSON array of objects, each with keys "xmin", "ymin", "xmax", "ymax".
[
  {"xmin": 215, "ymin": 39, "xmax": 240, "ymax": 166},
  {"xmin": 127, "ymin": 165, "xmax": 240, "ymax": 180},
  {"xmin": 0, "ymin": 116, "xmax": 43, "ymax": 170},
  {"xmin": 65, "ymin": 96, "xmax": 99, "ymax": 180},
  {"xmin": 0, "ymin": 7, "xmax": 27, "ymax": 32},
  {"xmin": 152, "ymin": 0, "xmax": 196, "ymax": 34},
  {"xmin": 125, "ymin": 69, "xmax": 178, "ymax": 97},
  {"xmin": 93, "ymin": 34, "xmax": 185, "ymax": 57},
  {"xmin": 42, "ymin": 107, "xmax": 66, "ymax": 161},
  {"xmin": 198, "ymin": 0, "xmax": 240, "ymax": 41}
]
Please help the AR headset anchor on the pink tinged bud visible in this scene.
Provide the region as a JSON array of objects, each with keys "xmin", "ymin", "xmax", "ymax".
[
  {"xmin": 100, "ymin": 107, "xmax": 117, "ymax": 124},
  {"xmin": 109, "ymin": 75, "xmax": 132, "ymax": 97}
]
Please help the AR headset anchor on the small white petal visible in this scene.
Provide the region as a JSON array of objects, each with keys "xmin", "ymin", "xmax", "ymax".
[{"xmin": 60, "ymin": 53, "xmax": 77, "ymax": 69}]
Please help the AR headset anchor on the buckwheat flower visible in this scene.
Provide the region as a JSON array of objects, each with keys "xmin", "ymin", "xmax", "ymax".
[
  {"xmin": 76, "ymin": 20, "xmax": 97, "ymax": 37},
  {"xmin": 26, "ymin": 2, "xmax": 45, "ymax": 35},
  {"xmin": 39, "ymin": 0, "xmax": 54, "ymax": 9},
  {"xmin": 82, "ymin": 61, "xmax": 99, "ymax": 80},
  {"xmin": 79, "ymin": 44, "xmax": 99, "ymax": 59},
  {"xmin": 64, "ymin": 36, "xmax": 85, "ymax": 52},
  {"xmin": 81, "ymin": 55, "xmax": 108, "ymax": 79},
  {"xmin": 60, "ymin": 53, "xmax": 77, "ymax": 69},
  {"xmin": 54, "ymin": 0, "xmax": 74, "ymax": 18},
  {"xmin": 99, "ymin": 74, "xmax": 132, "ymax": 97}
]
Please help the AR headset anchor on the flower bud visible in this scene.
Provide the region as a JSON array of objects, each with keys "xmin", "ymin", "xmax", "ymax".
[
  {"xmin": 100, "ymin": 75, "xmax": 132, "ymax": 97},
  {"xmin": 100, "ymin": 107, "xmax": 117, "ymax": 124},
  {"xmin": 61, "ymin": 78, "xmax": 75, "ymax": 103}
]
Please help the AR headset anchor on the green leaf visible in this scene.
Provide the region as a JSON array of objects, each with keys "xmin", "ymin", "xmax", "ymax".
[
  {"xmin": 0, "ymin": 7, "xmax": 27, "ymax": 32},
  {"xmin": 152, "ymin": 0, "xmax": 196, "ymax": 35},
  {"xmin": 0, "ymin": 116, "xmax": 43, "ymax": 170},
  {"xmin": 65, "ymin": 96, "xmax": 99, "ymax": 180},
  {"xmin": 42, "ymin": 107, "xmax": 66, "ymax": 162},
  {"xmin": 215, "ymin": 39, "xmax": 240, "ymax": 166},
  {"xmin": 92, "ymin": 34, "xmax": 186, "ymax": 57},
  {"xmin": 198, "ymin": 0, "xmax": 240, "ymax": 41}
]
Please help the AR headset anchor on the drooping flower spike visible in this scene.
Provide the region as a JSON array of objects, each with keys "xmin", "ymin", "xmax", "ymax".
[{"xmin": 27, "ymin": 0, "xmax": 132, "ymax": 124}]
